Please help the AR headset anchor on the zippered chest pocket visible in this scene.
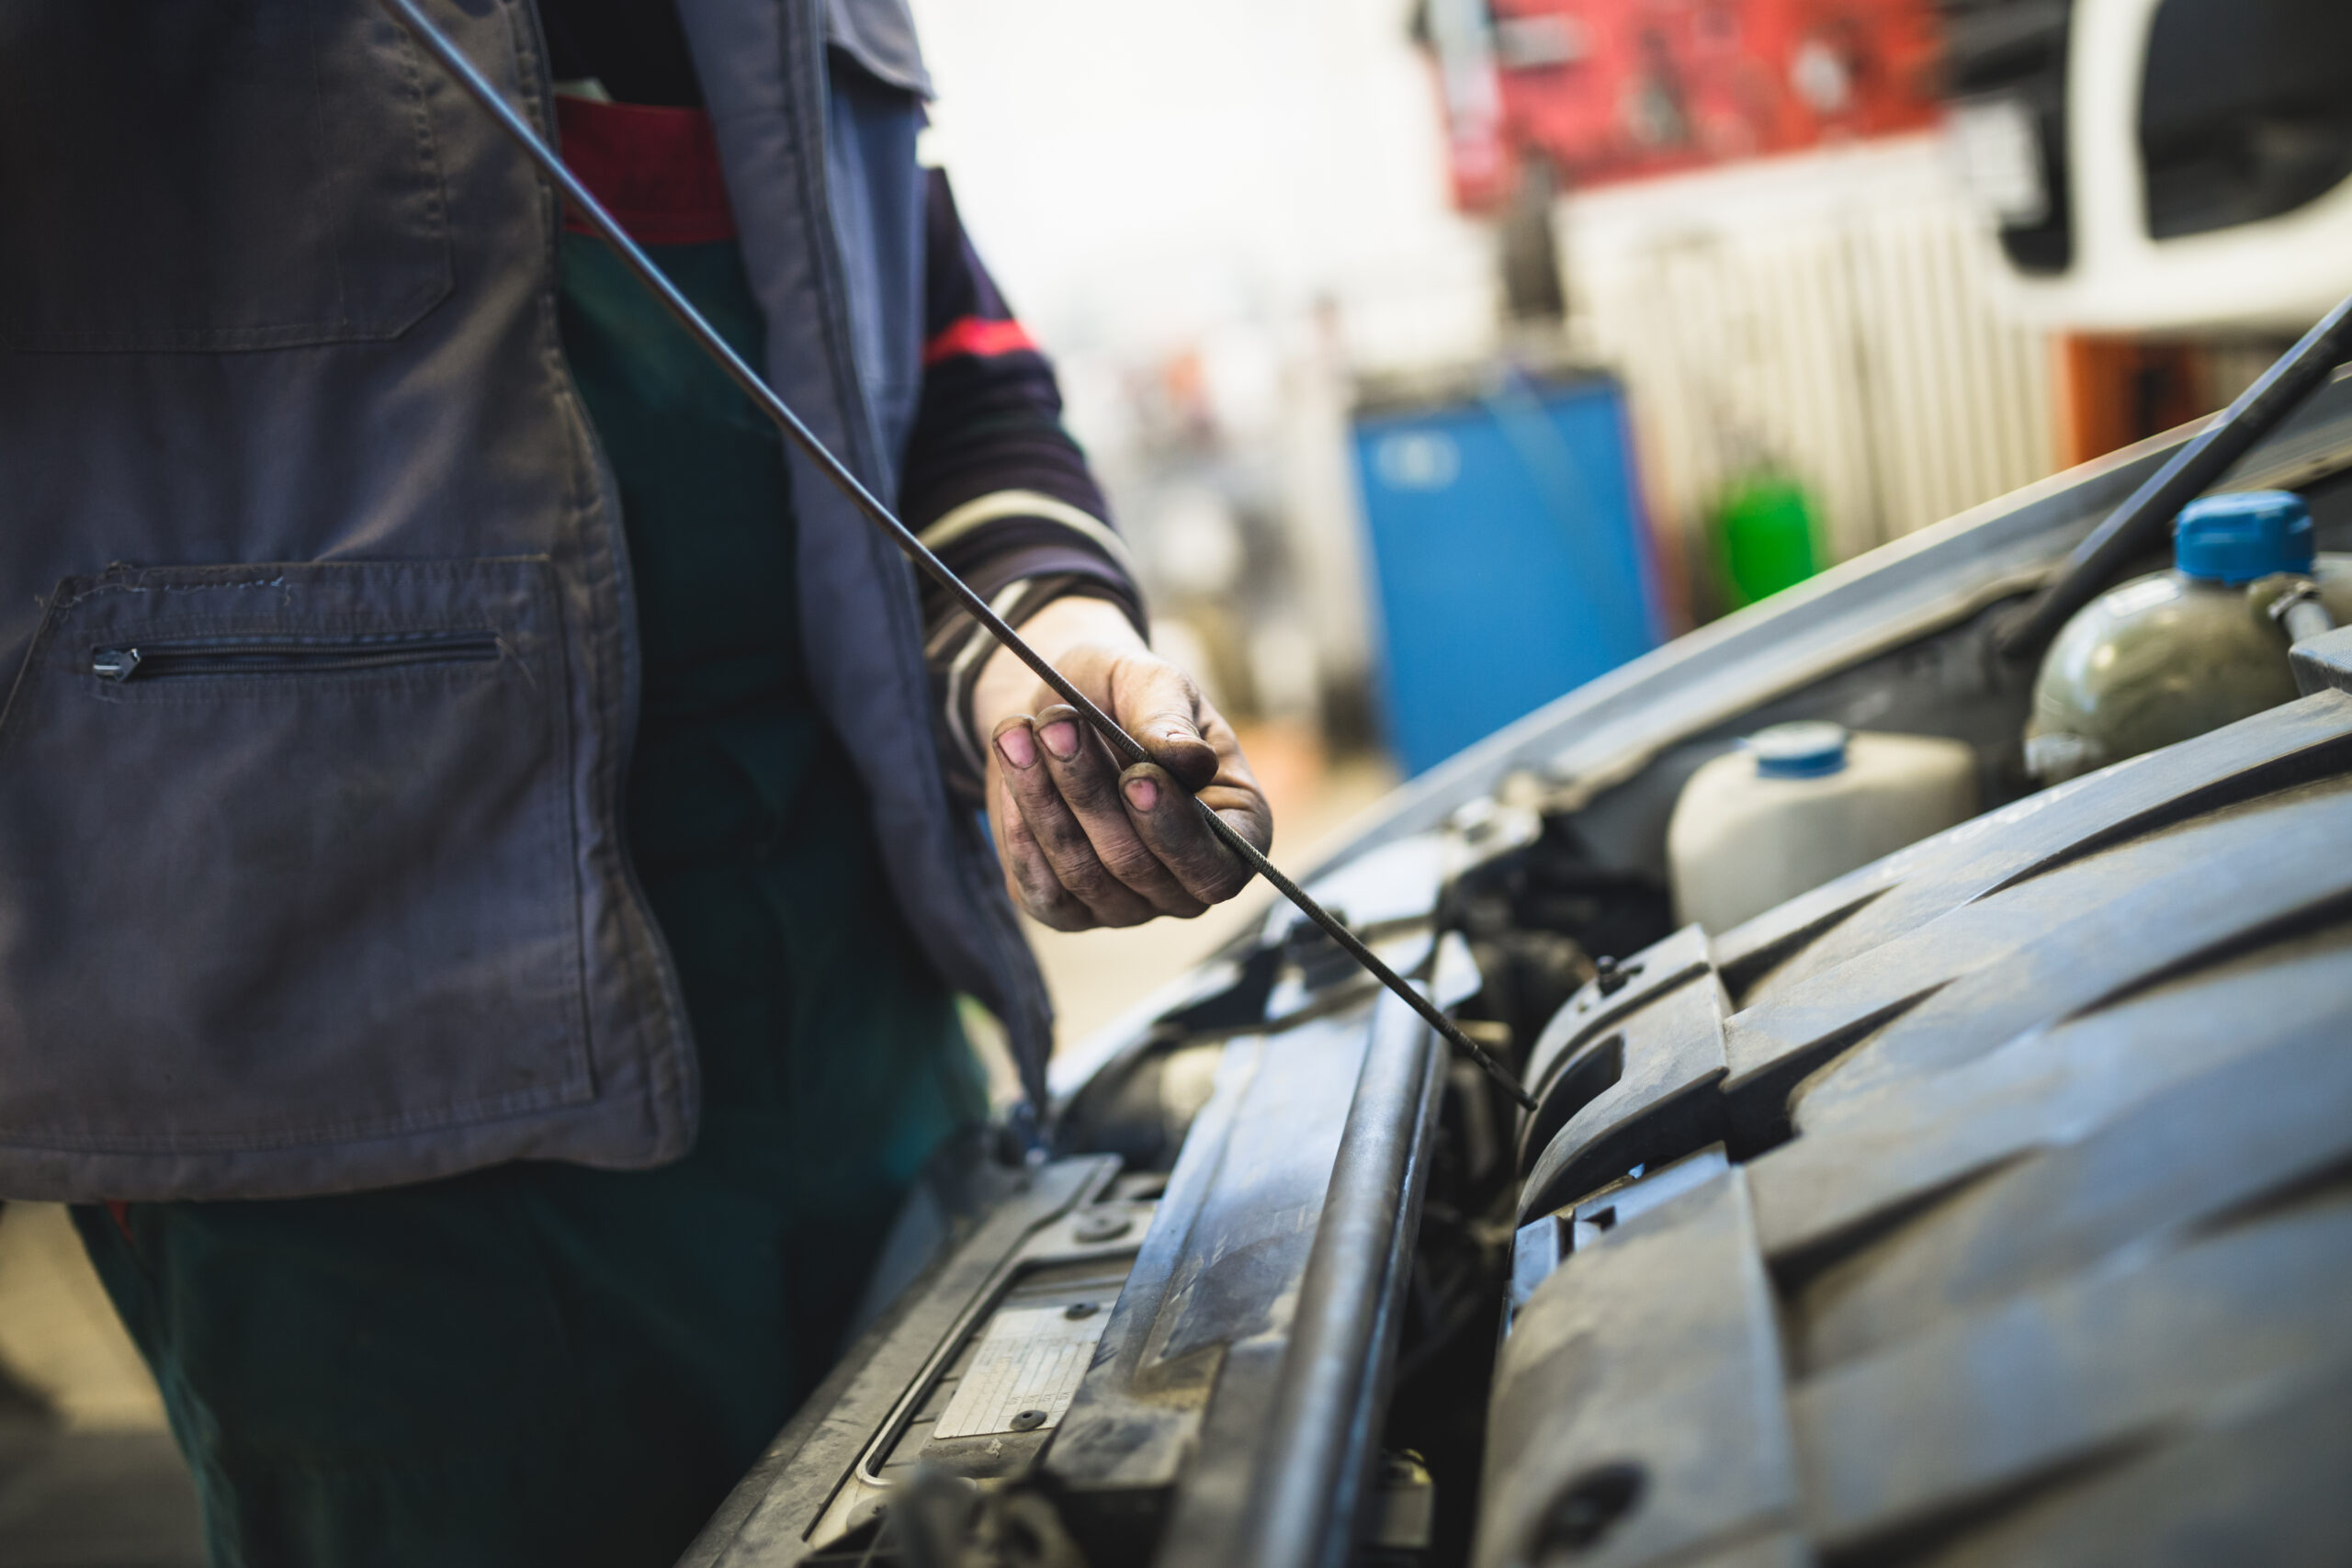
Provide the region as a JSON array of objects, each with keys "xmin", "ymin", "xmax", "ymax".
[
  {"xmin": 0, "ymin": 558, "xmax": 594, "ymax": 1170},
  {"xmin": 89, "ymin": 632, "xmax": 503, "ymax": 685}
]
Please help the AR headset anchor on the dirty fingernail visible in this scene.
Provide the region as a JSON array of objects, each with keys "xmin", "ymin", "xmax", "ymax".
[
  {"xmin": 997, "ymin": 727, "xmax": 1037, "ymax": 770},
  {"xmin": 1041, "ymin": 720, "xmax": 1080, "ymax": 760},
  {"xmin": 1124, "ymin": 775, "xmax": 1159, "ymax": 812}
]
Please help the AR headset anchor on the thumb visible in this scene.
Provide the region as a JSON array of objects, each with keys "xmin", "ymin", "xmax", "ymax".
[{"xmin": 1117, "ymin": 659, "xmax": 1219, "ymax": 792}]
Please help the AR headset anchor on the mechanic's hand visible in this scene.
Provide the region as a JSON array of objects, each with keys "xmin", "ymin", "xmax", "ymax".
[{"xmin": 974, "ymin": 597, "xmax": 1272, "ymax": 931}]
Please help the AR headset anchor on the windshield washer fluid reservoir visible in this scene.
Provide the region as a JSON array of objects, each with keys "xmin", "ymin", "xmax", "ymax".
[
  {"xmin": 2027, "ymin": 491, "xmax": 2352, "ymax": 785},
  {"xmin": 1668, "ymin": 722, "xmax": 1977, "ymax": 935}
]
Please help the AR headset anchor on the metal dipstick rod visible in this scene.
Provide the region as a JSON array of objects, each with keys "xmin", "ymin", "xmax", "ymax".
[{"xmin": 379, "ymin": 0, "xmax": 1535, "ymax": 1111}]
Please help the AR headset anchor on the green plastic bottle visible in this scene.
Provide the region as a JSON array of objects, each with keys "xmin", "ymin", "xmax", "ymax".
[{"xmin": 1715, "ymin": 473, "xmax": 1821, "ymax": 608}]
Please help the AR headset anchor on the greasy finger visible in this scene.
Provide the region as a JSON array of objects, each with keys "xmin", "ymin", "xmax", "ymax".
[
  {"xmin": 1111, "ymin": 660, "xmax": 1220, "ymax": 790},
  {"xmin": 1117, "ymin": 761, "xmax": 1257, "ymax": 905},
  {"xmin": 1034, "ymin": 706, "xmax": 1206, "ymax": 917},
  {"xmin": 1191, "ymin": 706, "xmax": 1276, "ymax": 855},
  {"xmin": 990, "ymin": 753, "xmax": 1095, "ymax": 930},
  {"xmin": 994, "ymin": 716, "xmax": 1159, "ymax": 926}
]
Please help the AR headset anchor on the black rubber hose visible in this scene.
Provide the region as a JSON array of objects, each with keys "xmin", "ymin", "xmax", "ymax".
[{"xmin": 1996, "ymin": 290, "xmax": 2352, "ymax": 662}]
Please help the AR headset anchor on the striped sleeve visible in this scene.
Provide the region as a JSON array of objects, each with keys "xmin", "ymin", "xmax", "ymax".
[{"xmin": 903, "ymin": 169, "xmax": 1146, "ymax": 798}]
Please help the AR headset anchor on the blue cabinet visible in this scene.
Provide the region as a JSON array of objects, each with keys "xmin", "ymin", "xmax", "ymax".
[{"xmin": 1351, "ymin": 374, "xmax": 1661, "ymax": 775}]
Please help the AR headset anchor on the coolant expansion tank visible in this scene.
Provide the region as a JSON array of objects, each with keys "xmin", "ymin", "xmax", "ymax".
[
  {"xmin": 1668, "ymin": 722, "xmax": 1978, "ymax": 935},
  {"xmin": 2026, "ymin": 491, "xmax": 2352, "ymax": 784}
]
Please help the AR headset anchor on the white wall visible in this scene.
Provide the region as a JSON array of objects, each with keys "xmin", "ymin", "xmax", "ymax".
[{"xmin": 908, "ymin": 0, "xmax": 1499, "ymax": 378}]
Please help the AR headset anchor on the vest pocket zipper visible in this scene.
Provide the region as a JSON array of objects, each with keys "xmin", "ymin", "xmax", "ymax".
[{"xmin": 91, "ymin": 632, "xmax": 503, "ymax": 683}]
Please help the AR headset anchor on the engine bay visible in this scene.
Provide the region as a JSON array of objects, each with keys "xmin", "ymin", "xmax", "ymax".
[{"xmin": 677, "ymin": 378, "xmax": 2352, "ymax": 1568}]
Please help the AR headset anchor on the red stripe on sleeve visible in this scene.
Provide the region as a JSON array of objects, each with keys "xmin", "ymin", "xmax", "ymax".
[{"xmin": 923, "ymin": 315, "xmax": 1039, "ymax": 367}]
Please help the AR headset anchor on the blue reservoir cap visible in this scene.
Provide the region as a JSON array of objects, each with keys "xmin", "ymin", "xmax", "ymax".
[
  {"xmin": 2174, "ymin": 491, "xmax": 2313, "ymax": 583},
  {"xmin": 1747, "ymin": 721, "xmax": 1849, "ymax": 780}
]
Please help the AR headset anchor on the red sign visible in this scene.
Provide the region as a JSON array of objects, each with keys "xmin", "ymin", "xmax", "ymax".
[{"xmin": 1432, "ymin": 0, "xmax": 1944, "ymax": 209}]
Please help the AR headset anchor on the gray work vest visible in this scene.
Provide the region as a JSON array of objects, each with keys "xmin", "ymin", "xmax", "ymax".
[{"xmin": 0, "ymin": 0, "xmax": 1051, "ymax": 1200}]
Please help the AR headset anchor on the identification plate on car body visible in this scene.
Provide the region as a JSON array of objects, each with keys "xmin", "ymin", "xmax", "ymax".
[{"xmin": 931, "ymin": 1303, "xmax": 1114, "ymax": 1439}]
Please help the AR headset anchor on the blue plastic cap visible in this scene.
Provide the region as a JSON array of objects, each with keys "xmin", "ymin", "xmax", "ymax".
[
  {"xmin": 2174, "ymin": 491, "xmax": 2313, "ymax": 583},
  {"xmin": 1747, "ymin": 721, "xmax": 1849, "ymax": 779}
]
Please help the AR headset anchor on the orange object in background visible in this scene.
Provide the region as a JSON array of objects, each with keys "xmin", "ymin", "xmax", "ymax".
[
  {"xmin": 2052, "ymin": 335, "xmax": 2212, "ymax": 468},
  {"xmin": 1431, "ymin": 0, "xmax": 1945, "ymax": 210}
]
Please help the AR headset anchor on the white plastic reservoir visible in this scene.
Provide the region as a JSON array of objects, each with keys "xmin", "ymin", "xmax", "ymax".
[{"xmin": 1668, "ymin": 723, "xmax": 1978, "ymax": 935}]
